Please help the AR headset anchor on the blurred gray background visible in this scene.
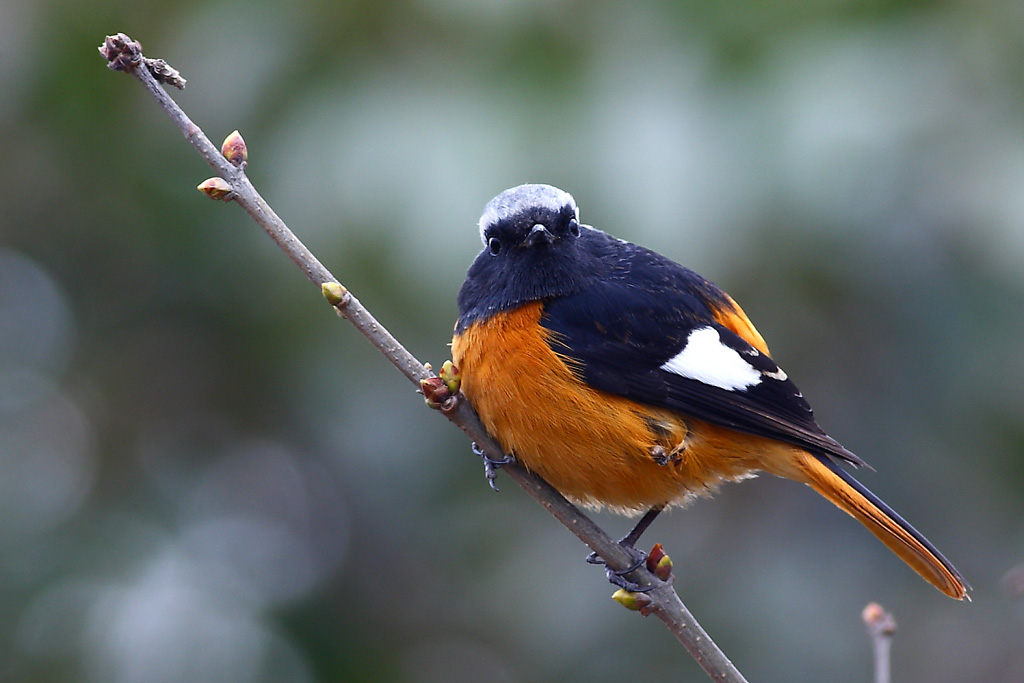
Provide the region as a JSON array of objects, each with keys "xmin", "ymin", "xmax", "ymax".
[{"xmin": 2, "ymin": 1, "xmax": 1023, "ymax": 681}]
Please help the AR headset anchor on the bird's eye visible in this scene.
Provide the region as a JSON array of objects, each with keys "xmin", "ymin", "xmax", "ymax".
[
  {"xmin": 568, "ymin": 218, "xmax": 580, "ymax": 238},
  {"xmin": 487, "ymin": 237, "xmax": 502, "ymax": 255}
]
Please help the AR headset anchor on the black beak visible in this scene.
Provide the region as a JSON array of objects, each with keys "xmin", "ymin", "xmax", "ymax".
[{"xmin": 524, "ymin": 224, "xmax": 555, "ymax": 247}]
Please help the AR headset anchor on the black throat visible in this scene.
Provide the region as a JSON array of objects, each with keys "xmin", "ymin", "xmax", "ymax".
[{"xmin": 456, "ymin": 227, "xmax": 616, "ymax": 333}]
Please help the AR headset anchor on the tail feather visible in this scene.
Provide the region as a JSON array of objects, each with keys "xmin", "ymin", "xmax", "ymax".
[{"xmin": 796, "ymin": 452, "xmax": 968, "ymax": 600}]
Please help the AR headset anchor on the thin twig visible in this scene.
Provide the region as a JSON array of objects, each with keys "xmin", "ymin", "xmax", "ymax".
[
  {"xmin": 862, "ymin": 602, "xmax": 896, "ymax": 683},
  {"xmin": 99, "ymin": 32, "xmax": 748, "ymax": 683}
]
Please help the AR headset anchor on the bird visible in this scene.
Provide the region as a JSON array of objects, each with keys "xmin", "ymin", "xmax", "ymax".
[{"xmin": 450, "ymin": 183, "xmax": 967, "ymax": 599}]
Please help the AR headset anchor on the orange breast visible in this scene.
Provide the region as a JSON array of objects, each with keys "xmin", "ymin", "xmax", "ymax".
[{"xmin": 452, "ymin": 302, "xmax": 777, "ymax": 513}]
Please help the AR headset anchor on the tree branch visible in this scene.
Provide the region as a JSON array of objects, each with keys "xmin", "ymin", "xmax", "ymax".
[
  {"xmin": 862, "ymin": 603, "xmax": 895, "ymax": 683},
  {"xmin": 99, "ymin": 32, "xmax": 747, "ymax": 683}
]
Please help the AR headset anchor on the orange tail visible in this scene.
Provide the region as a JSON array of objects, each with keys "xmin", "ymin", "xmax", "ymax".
[{"xmin": 795, "ymin": 452, "xmax": 967, "ymax": 599}]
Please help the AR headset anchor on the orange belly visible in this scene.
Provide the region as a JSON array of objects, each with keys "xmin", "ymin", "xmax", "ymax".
[{"xmin": 452, "ymin": 302, "xmax": 781, "ymax": 513}]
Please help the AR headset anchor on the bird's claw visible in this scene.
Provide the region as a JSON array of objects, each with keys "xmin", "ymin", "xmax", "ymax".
[
  {"xmin": 587, "ymin": 545, "xmax": 654, "ymax": 593},
  {"xmin": 472, "ymin": 442, "xmax": 514, "ymax": 492}
]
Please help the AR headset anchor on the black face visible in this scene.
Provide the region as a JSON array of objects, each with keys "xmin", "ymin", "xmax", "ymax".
[
  {"xmin": 456, "ymin": 184, "xmax": 611, "ymax": 331},
  {"xmin": 481, "ymin": 202, "xmax": 581, "ymax": 257}
]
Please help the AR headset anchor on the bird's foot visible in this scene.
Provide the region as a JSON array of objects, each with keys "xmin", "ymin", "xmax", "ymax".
[
  {"xmin": 472, "ymin": 442, "xmax": 515, "ymax": 492},
  {"xmin": 587, "ymin": 544, "xmax": 653, "ymax": 593},
  {"xmin": 586, "ymin": 506, "xmax": 666, "ymax": 592}
]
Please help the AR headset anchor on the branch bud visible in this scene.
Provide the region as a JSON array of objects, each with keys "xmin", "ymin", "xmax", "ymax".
[
  {"xmin": 145, "ymin": 58, "xmax": 186, "ymax": 88},
  {"xmin": 99, "ymin": 33, "xmax": 142, "ymax": 72},
  {"xmin": 439, "ymin": 360, "xmax": 462, "ymax": 394},
  {"xmin": 420, "ymin": 377, "xmax": 452, "ymax": 409},
  {"xmin": 221, "ymin": 130, "xmax": 248, "ymax": 167},
  {"xmin": 321, "ymin": 281, "xmax": 349, "ymax": 306},
  {"xmin": 612, "ymin": 588, "xmax": 652, "ymax": 613},
  {"xmin": 196, "ymin": 177, "xmax": 234, "ymax": 201},
  {"xmin": 646, "ymin": 543, "xmax": 673, "ymax": 582},
  {"xmin": 862, "ymin": 602, "xmax": 896, "ymax": 636}
]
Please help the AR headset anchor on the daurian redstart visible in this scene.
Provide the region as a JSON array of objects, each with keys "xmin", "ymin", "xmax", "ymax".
[{"xmin": 452, "ymin": 183, "xmax": 966, "ymax": 599}]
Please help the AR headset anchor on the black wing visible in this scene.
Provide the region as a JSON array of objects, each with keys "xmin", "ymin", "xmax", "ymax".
[{"xmin": 540, "ymin": 239, "xmax": 865, "ymax": 468}]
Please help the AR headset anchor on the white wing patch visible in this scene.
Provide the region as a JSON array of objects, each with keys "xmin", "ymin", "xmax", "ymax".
[{"xmin": 660, "ymin": 327, "xmax": 764, "ymax": 391}]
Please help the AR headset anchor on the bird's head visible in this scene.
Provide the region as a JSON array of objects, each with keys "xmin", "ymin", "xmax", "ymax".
[
  {"xmin": 457, "ymin": 184, "xmax": 610, "ymax": 329},
  {"xmin": 477, "ymin": 183, "xmax": 581, "ymax": 255}
]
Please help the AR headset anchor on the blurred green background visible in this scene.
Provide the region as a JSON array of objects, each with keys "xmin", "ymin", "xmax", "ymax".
[{"xmin": 2, "ymin": 1, "xmax": 1024, "ymax": 681}]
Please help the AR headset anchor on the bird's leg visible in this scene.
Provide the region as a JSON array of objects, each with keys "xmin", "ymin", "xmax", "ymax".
[
  {"xmin": 472, "ymin": 442, "xmax": 515, "ymax": 492},
  {"xmin": 621, "ymin": 505, "xmax": 664, "ymax": 548},
  {"xmin": 587, "ymin": 505, "xmax": 665, "ymax": 592}
]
